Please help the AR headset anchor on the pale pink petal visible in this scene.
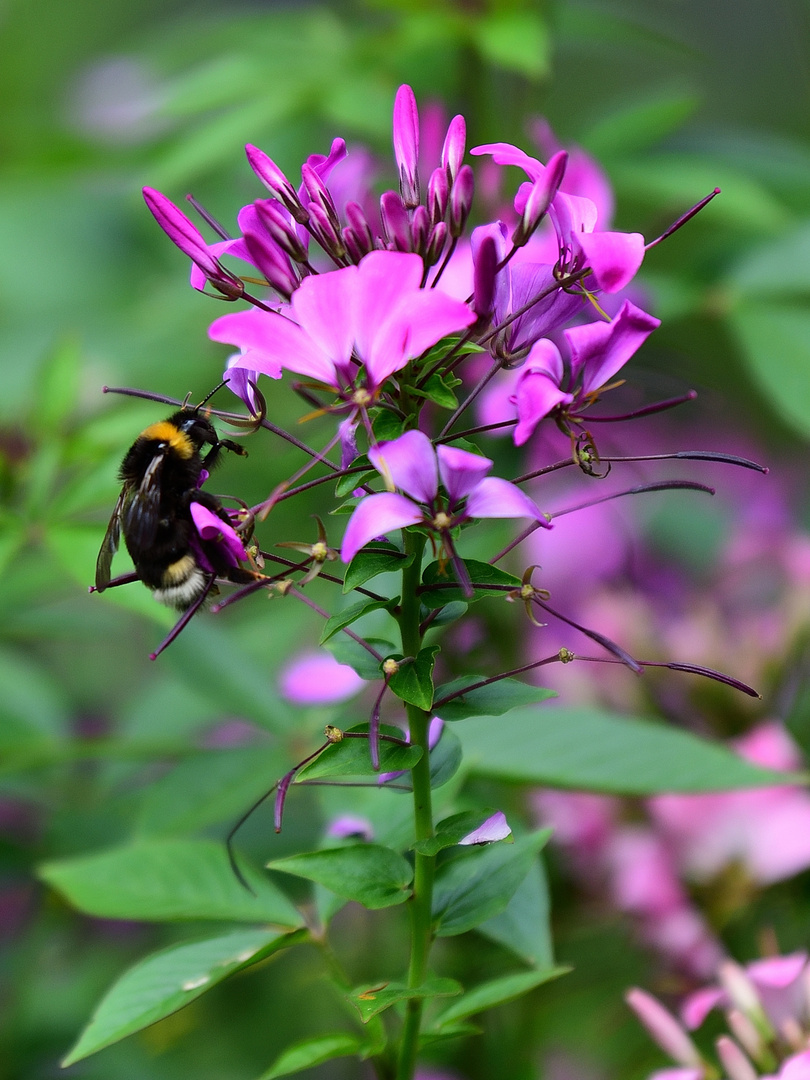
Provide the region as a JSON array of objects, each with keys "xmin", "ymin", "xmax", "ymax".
[
  {"xmin": 625, "ymin": 988, "xmax": 702, "ymax": 1067},
  {"xmin": 327, "ymin": 814, "xmax": 374, "ymax": 840},
  {"xmin": 369, "ymin": 430, "xmax": 438, "ymax": 504},
  {"xmin": 210, "ymin": 308, "xmax": 336, "ymax": 384},
  {"xmin": 550, "ymin": 191, "xmax": 599, "ymax": 242},
  {"xmin": 576, "ymin": 229, "xmax": 645, "ymax": 293},
  {"xmin": 279, "ymin": 651, "xmax": 365, "ymax": 705},
  {"xmin": 436, "ymin": 444, "xmax": 492, "ymax": 503},
  {"xmin": 367, "ymin": 289, "xmax": 475, "ymax": 387},
  {"xmin": 458, "ymin": 810, "xmax": 512, "ymax": 845},
  {"xmin": 353, "ymin": 251, "xmax": 423, "ymax": 367},
  {"xmin": 513, "ymin": 358, "xmax": 573, "ymax": 445},
  {"xmin": 464, "ymin": 476, "xmax": 547, "ymax": 521},
  {"xmin": 341, "ymin": 492, "xmax": 424, "ymax": 563},
  {"xmin": 681, "ymin": 986, "xmax": 726, "ymax": 1029},
  {"xmin": 780, "ymin": 1051, "xmax": 810, "ymax": 1079},
  {"xmin": 290, "ymin": 265, "xmax": 357, "ymax": 378}
]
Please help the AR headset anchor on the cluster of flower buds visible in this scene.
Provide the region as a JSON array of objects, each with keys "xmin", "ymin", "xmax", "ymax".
[{"xmin": 628, "ymin": 953, "xmax": 810, "ymax": 1079}]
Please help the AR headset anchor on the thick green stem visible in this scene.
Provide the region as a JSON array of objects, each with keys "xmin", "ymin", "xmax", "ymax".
[{"xmin": 395, "ymin": 532, "xmax": 435, "ymax": 1080}]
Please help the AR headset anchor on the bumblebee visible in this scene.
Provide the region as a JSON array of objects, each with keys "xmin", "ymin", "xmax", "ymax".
[{"xmin": 95, "ymin": 406, "xmax": 258, "ymax": 610}]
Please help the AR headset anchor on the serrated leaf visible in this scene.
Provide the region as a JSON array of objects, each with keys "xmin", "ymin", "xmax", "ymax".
[
  {"xmin": 268, "ymin": 844, "xmax": 413, "ymax": 909},
  {"xmin": 414, "ymin": 809, "xmax": 511, "ymax": 856},
  {"xmin": 63, "ymin": 927, "xmax": 302, "ymax": 1066},
  {"xmin": 343, "ymin": 543, "xmax": 414, "ymax": 592},
  {"xmin": 387, "ymin": 645, "xmax": 439, "ymax": 709},
  {"xmin": 295, "ymin": 724, "xmax": 421, "ymax": 781},
  {"xmin": 259, "ymin": 1032, "xmax": 366, "ymax": 1079},
  {"xmin": 319, "ymin": 597, "xmax": 397, "ymax": 645},
  {"xmin": 460, "ymin": 707, "xmax": 791, "ymax": 793},
  {"xmin": 348, "ymin": 976, "xmax": 462, "ymax": 1023},
  {"xmin": 431, "ymin": 968, "xmax": 568, "ymax": 1031},
  {"xmin": 433, "ymin": 830, "xmax": 551, "ymax": 937},
  {"xmin": 420, "ymin": 560, "xmax": 520, "ymax": 608},
  {"xmin": 434, "ymin": 676, "xmax": 556, "ymax": 722},
  {"xmin": 39, "ymin": 839, "xmax": 303, "ymax": 925}
]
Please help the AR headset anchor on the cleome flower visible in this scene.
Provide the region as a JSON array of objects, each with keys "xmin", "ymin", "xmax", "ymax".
[
  {"xmin": 340, "ymin": 428, "xmax": 549, "ymax": 564},
  {"xmin": 208, "ymin": 249, "xmax": 475, "ymax": 405}
]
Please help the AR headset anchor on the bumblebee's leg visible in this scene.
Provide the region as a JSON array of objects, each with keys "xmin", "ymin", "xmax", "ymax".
[
  {"xmin": 201, "ymin": 439, "xmax": 247, "ymax": 467},
  {"xmin": 149, "ymin": 573, "xmax": 217, "ymax": 660},
  {"xmin": 89, "ymin": 571, "xmax": 140, "ymax": 593}
]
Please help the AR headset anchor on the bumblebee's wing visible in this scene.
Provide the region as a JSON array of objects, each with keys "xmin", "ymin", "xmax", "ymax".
[
  {"xmin": 95, "ymin": 488, "xmax": 126, "ymax": 592},
  {"xmin": 122, "ymin": 451, "xmax": 166, "ymax": 550}
]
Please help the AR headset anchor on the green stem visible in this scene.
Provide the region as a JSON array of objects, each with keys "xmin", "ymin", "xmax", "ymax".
[{"xmin": 395, "ymin": 531, "xmax": 435, "ymax": 1080}]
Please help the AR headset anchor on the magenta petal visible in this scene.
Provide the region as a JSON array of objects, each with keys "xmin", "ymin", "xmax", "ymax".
[
  {"xmin": 291, "ymin": 265, "xmax": 357, "ymax": 377},
  {"xmin": 680, "ymin": 986, "xmax": 726, "ymax": 1030},
  {"xmin": 464, "ymin": 476, "xmax": 547, "ymax": 522},
  {"xmin": 458, "ymin": 810, "xmax": 512, "ymax": 845},
  {"xmin": 279, "ymin": 651, "xmax": 365, "ymax": 704},
  {"xmin": 341, "ymin": 493, "xmax": 424, "ymax": 563},
  {"xmin": 470, "ymin": 142, "xmax": 546, "ymax": 183},
  {"xmin": 436, "ymin": 444, "xmax": 492, "ymax": 503},
  {"xmin": 209, "ymin": 308, "xmax": 336, "ymax": 384},
  {"xmin": 142, "ymin": 187, "xmax": 217, "ymax": 273},
  {"xmin": 566, "ymin": 300, "xmax": 660, "ymax": 396},
  {"xmin": 576, "ymin": 229, "xmax": 645, "ymax": 293},
  {"xmin": 352, "ymin": 251, "xmax": 423, "ymax": 378},
  {"xmin": 393, "ymin": 85, "xmax": 420, "ymax": 203},
  {"xmin": 781, "ymin": 1051, "xmax": 810, "ymax": 1080},
  {"xmin": 370, "ymin": 290, "xmax": 474, "ymax": 385},
  {"xmin": 369, "ymin": 430, "xmax": 438, "ymax": 504},
  {"xmin": 189, "ymin": 502, "xmax": 247, "ymax": 564},
  {"xmin": 513, "ymin": 367, "xmax": 573, "ymax": 446},
  {"xmin": 549, "ymin": 190, "xmax": 599, "ymax": 243}
]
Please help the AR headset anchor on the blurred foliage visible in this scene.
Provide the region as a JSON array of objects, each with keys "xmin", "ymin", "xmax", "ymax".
[{"xmin": 1, "ymin": 0, "xmax": 809, "ymax": 1077}]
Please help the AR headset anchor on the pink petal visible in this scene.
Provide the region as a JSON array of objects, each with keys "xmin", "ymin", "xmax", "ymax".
[
  {"xmin": 279, "ymin": 651, "xmax": 365, "ymax": 704},
  {"xmin": 369, "ymin": 430, "xmax": 438, "ymax": 504},
  {"xmin": 549, "ymin": 190, "xmax": 599, "ymax": 242},
  {"xmin": 209, "ymin": 308, "xmax": 335, "ymax": 384},
  {"xmin": 341, "ymin": 492, "xmax": 424, "ymax": 563},
  {"xmin": 681, "ymin": 986, "xmax": 726, "ymax": 1030},
  {"xmin": 513, "ymin": 367, "xmax": 573, "ymax": 446},
  {"xmin": 565, "ymin": 300, "xmax": 660, "ymax": 396},
  {"xmin": 353, "ymin": 250, "xmax": 422, "ymax": 368},
  {"xmin": 575, "ymin": 229, "xmax": 645, "ymax": 293},
  {"xmin": 470, "ymin": 142, "xmax": 547, "ymax": 183},
  {"xmin": 436, "ymin": 444, "xmax": 493, "ymax": 503},
  {"xmin": 188, "ymin": 502, "xmax": 247, "ymax": 564},
  {"xmin": 464, "ymin": 476, "xmax": 547, "ymax": 522},
  {"xmin": 290, "ymin": 265, "xmax": 357, "ymax": 379},
  {"xmin": 781, "ymin": 1051, "xmax": 810, "ymax": 1079},
  {"xmin": 369, "ymin": 289, "xmax": 475, "ymax": 386}
]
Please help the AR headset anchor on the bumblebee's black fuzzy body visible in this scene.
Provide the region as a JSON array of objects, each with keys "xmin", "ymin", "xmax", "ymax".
[{"xmin": 95, "ymin": 409, "xmax": 253, "ymax": 610}]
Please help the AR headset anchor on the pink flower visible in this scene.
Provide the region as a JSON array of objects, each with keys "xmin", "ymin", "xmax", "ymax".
[
  {"xmin": 210, "ymin": 250, "xmax": 474, "ymax": 395},
  {"xmin": 470, "ymin": 141, "xmax": 646, "ymax": 293},
  {"xmin": 188, "ymin": 502, "xmax": 247, "ymax": 572},
  {"xmin": 340, "ymin": 429, "xmax": 548, "ymax": 563},
  {"xmin": 512, "ymin": 300, "xmax": 660, "ymax": 444}
]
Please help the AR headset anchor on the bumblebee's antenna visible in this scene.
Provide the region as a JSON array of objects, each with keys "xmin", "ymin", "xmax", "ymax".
[{"xmin": 193, "ymin": 379, "xmax": 230, "ymax": 413}]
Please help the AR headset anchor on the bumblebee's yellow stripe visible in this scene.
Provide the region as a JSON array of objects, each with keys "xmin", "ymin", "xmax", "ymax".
[
  {"xmin": 162, "ymin": 554, "xmax": 197, "ymax": 585},
  {"xmin": 141, "ymin": 421, "xmax": 195, "ymax": 458}
]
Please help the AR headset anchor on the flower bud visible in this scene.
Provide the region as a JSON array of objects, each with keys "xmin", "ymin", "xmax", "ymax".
[
  {"xmin": 441, "ymin": 114, "xmax": 466, "ymax": 181},
  {"xmin": 425, "ymin": 221, "xmax": 448, "ymax": 267},
  {"xmin": 625, "ymin": 988, "xmax": 703, "ymax": 1068},
  {"xmin": 380, "ymin": 190, "xmax": 412, "ymax": 251},
  {"xmin": 393, "ymin": 84, "xmax": 420, "ymax": 208},
  {"xmin": 245, "ymin": 144, "xmax": 306, "ymax": 221},
  {"xmin": 715, "ymin": 1037, "xmax": 757, "ymax": 1080},
  {"xmin": 427, "ymin": 166, "xmax": 449, "ymax": 225},
  {"xmin": 512, "ymin": 150, "xmax": 568, "ymax": 247},
  {"xmin": 449, "ymin": 164, "xmax": 474, "ymax": 238},
  {"xmin": 242, "ymin": 229, "xmax": 298, "ymax": 300},
  {"xmin": 253, "ymin": 200, "xmax": 308, "ymax": 263},
  {"xmin": 473, "ymin": 233, "xmax": 498, "ymax": 323}
]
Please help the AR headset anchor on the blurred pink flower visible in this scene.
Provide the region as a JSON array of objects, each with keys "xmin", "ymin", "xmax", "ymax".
[{"xmin": 278, "ymin": 651, "xmax": 365, "ymax": 705}]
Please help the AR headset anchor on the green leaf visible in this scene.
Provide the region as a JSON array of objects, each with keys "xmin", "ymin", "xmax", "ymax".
[
  {"xmin": 582, "ymin": 93, "xmax": 700, "ymax": 158},
  {"xmin": 295, "ymin": 724, "xmax": 421, "ymax": 781},
  {"xmin": 343, "ymin": 542, "xmax": 414, "ymax": 592},
  {"xmin": 259, "ymin": 1032, "xmax": 366, "ymax": 1079},
  {"xmin": 371, "ymin": 410, "xmax": 407, "ymax": 442},
  {"xmin": 35, "ymin": 336, "xmax": 82, "ymax": 430},
  {"xmin": 414, "ymin": 809, "xmax": 512, "ymax": 856},
  {"xmin": 431, "ymin": 968, "xmax": 568, "ymax": 1031},
  {"xmin": 459, "ymin": 707, "xmax": 791, "ymax": 793},
  {"xmin": 335, "ymin": 462, "xmax": 376, "ymax": 499},
  {"xmin": 420, "ymin": 560, "xmax": 520, "ymax": 608},
  {"xmin": 726, "ymin": 222, "xmax": 810, "ymax": 299},
  {"xmin": 39, "ymin": 840, "xmax": 303, "ymax": 925},
  {"xmin": 348, "ymin": 977, "xmax": 462, "ymax": 1023},
  {"xmin": 385, "ymin": 724, "xmax": 463, "ymax": 794},
  {"xmin": 319, "ymin": 597, "xmax": 396, "ymax": 645},
  {"xmin": 408, "ymin": 372, "xmax": 460, "ymax": 409},
  {"xmin": 387, "ymin": 645, "xmax": 439, "ymax": 709},
  {"xmin": 325, "ymin": 635, "xmax": 397, "ymax": 680},
  {"xmin": 728, "ymin": 302, "xmax": 810, "ymax": 438},
  {"xmin": 433, "ymin": 830, "xmax": 551, "ymax": 937},
  {"xmin": 267, "ymin": 844, "xmax": 413, "ymax": 909},
  {"xmin": 477, "ymin": 858, "xmax": 553, "ymax": 968},
  {"xmin": 63, "ymin": 927, "xmax": 303, "ymax": 1066},
  {"xmin": 434, "ymin": 676, "xmax": 556, "ymax": 722},
  {"xmin": 469, "ymin": 10, "xmax": 550, "ymax": 79}
]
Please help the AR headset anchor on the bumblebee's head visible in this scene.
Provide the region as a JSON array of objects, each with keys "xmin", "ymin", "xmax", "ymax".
[{"xmin": 170, "ymin": 410, "xmax": 219, "ymax": 451}]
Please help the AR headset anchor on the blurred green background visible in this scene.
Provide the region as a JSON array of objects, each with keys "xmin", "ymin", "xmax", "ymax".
[{"xmin": 1, "ymin": 0, "xmax": 809, "ymax": 1077}]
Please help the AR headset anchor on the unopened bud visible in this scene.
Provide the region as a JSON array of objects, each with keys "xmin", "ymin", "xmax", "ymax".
[
  {"xmin": 715, "ymin": 1036, "xmax": 757, "ymax": 1080},
  {"xmin": 308, "ymin": 203, "xmax": 345, "ymax": 260},
  {"xmin": 242, "ymin": 231, "xmax": 297, "ymax": 300},
  {"xmin": 382, "ymin": 658, "xmax": 400, "ymax": 677},
  {"xmin": 253, "ymin": 200, "xmax": 308, "ymax": 263},
  {"xmin": 726, "ymin": 1009, "xmax": 765, "ymax": 1065},
  {"xmin": 425, "ymin": 222, "xmax": 448, "ymax": 267},
  {"xmin": 427, "ymin": 166, "xmax": 449, "ymax": 225},
  {"xmin": 472, "ymin": 234, "xmax": 497, "ymax": 322},
  {"xmin": 245, "ymin": 144, "xmax": 306, "ymax": 221},
  {"xmin": 719, "ymin": 963, "xmax": 772, "ymax": 1037},
  {"xmin": 441, "ymin": 114, "xmax": 466, "ymax": 182},
  {"xmin": 512, "ymin": 150, "xmax": 568, "ymax": 247},
  {"xmin": 625, "ymin": 988, "xmax": 703, "ymax": 1068},
  {"xmin": 380, "ymin": 190, "xmax": 412, "ymax": 252},
  {"xmin": 393, "ymin": 84, "xmax": 420, "ymax": 208},
  {"xmin": 449, "ymin": 164, "xmax": 474, "ymax": 238},
  {"xmin": 411, "ymin": 205, "xmax": 429, "ymax": 255}
]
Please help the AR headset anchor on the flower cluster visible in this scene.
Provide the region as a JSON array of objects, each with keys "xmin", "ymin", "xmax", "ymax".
[{"xmin": 629, "ymin": 953, "xmax": 810, "ymax": 1079}]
